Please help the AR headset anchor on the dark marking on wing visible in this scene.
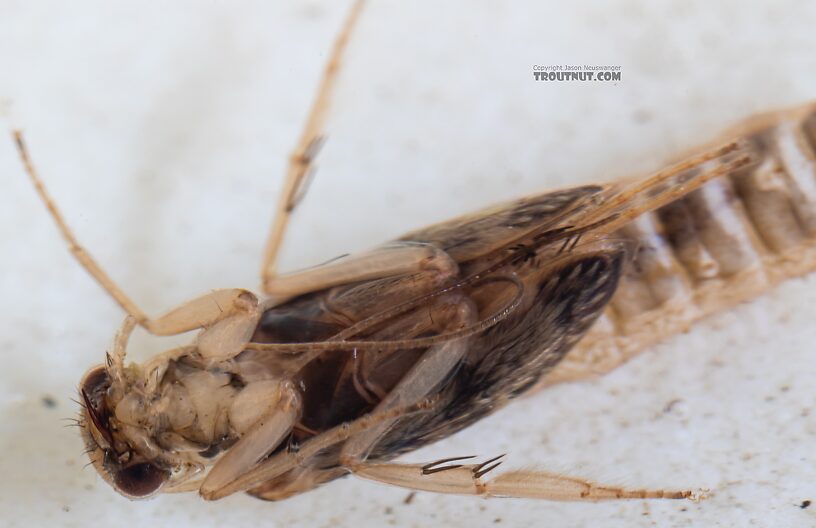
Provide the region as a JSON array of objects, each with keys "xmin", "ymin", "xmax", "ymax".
[{"xmin": 400, "ymin": 186, "xmax": 603, "ymax": 262}]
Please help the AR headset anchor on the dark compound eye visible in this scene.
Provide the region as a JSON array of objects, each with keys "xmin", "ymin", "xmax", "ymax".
[{"xmin": 114, "ymin": 463, "xmax": 169, "ymax": 498}]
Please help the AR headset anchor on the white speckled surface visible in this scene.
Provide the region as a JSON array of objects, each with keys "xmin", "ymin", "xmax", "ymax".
[{"xmin": 1, "ymin": 1, "xmax": 815, "ymax": 526}]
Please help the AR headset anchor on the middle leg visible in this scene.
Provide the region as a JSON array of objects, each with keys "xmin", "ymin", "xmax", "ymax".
[{"xmin": 339, "ymin": 293, "xmax": 478, "ymax": 462}]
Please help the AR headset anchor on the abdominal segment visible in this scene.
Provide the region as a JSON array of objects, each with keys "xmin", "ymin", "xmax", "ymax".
[{"xmin": 543, "ymin": 104, "xmax": 816, "ymax": 385}]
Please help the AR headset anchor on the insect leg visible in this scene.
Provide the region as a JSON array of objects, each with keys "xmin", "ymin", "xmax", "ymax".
[
  {"xmin": 339, "ymin": 294, "xmax": 477, "ymax": 463},
  {"xmin": 13, "ymin": 131, "xmax": 265, "ymax": 343},
  {"xmin": 262, "ymin": 241, "xmax": 459, "ymax": 305},
  {"xmin": 260, "ymin": 0, "xmax": 365, "ymax": 290},
  {"xmin": 350, "ymin": 458, "xmax": 704, "ymax": 502},
  {"xmin": 199, "ymin": 398, "xmax": 438, "ymax": 500},
  {"xmin": 13, "ymin": 131, "xmax": 156, "ymax": 328},
  {"xmin": 199, "ymin": 382, "xmax": 300, "ymax": 497},
  {"xmin": 202, "ymin": 294, "xmax": 481, "ymax": 500}
]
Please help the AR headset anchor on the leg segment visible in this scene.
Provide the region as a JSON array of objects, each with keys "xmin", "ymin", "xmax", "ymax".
[
  {"xmin": 260, "ymin": 0, "xmax": 366, "ymax": 289},
  {"xmin": 14, "ymin": 131, "xmax": 153, "ymax": 328},
  {"xmin": 14, "ymin": 131, "xmax": 261, "ymax": 350},
  {"xmin": 350, "ymin": 457, "xmax": 702, "ymax": 501},
  {"xmin": 200, "ymin": 382, "xmax": 300, "ymax": 497},
  {"xmin": 262, "ymin": 241, "xmax": 459, "ymax": 304},
  {"xmin": 340, "ymin": 294, "xmax": 477, "ymax": 462},
  {"xmin": 150, "ymin": 289, "xmax": 258, "ymax": 335},
  {"xmin": 200, "ymin": 398, "xmax": 438, "ymax": 500},
  {"xmin": 336, "ymin": 290, "xmax": 699, "ymax": 503},
  {"xmin": 200, "ymin": 292, "xmax": 475, "ymax": 500}
]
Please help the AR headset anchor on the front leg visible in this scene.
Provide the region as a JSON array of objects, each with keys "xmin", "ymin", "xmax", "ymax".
[
  {"xmin": 147, "ymin": 289, "xmax": 258, "ymax": 334},
  {"xmin": 199, "ymin": 381, "xmax": 300, "ymax": 498},
  {"xmin": 152, "ymin": 288, "xmax": 263, "ymax": 361},
  {"xmin": 108, "ymin": 290, "xmax": 263, "ymax": 383},
  {"xmin": 14, "ymin": 130, "xmax": 262, "ymax": 349},
  {"xmin": 199, "ymin": 399, "xmax": 438, "ymax": 500}
]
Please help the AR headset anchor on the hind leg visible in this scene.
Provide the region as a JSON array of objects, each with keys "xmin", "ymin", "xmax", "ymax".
[{"xmin": 350, "ymin": 455, "xmax": 702, "ymax": 502}]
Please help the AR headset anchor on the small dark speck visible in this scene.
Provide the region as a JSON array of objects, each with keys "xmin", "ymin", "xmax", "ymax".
[
  {"xmin": 403, "ymin": 492, "xmax": 416, "ymax": 505},
  {"xmin": 679, "ymin": 507, "xmax": 688, "ymax": 512},
  {"xmin": 493, "ymin": 518, "xmax": 502, "ymax": 524},
  {"xmin": 62, "ymin": 506, "xmax": 70, "ymax": 513},
  {"xmin": 800, "ymin": 500, "xmax": 811, "ymax": 509},
  {"xmin": 384, "ymin": 506, "xmax": 394, "ymax": 515},
  {"xmin": 663, "ymin": 398, "xmax": 683, "ymax": 414},
  {"xmin": 780, "ymin": 385, "xmax": 791, "ymax": 392},
  {"xmin": 632, "ymin": 109, "xmax": 652, "ymax": 124},
  {"xmin": 42, "ymin": 395, "xmax": 57, "ymax": 409}
]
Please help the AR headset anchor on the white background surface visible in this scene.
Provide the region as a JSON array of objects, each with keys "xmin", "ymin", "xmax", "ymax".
[{"xmin": 1, "ymin": 1, "xmax": 815, "ymax": 527}]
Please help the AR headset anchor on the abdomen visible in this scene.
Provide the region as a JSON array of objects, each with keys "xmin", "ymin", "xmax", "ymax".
[{"xmin": 544, "ymin": 103, "xmax": 816, "ymax": 384}]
